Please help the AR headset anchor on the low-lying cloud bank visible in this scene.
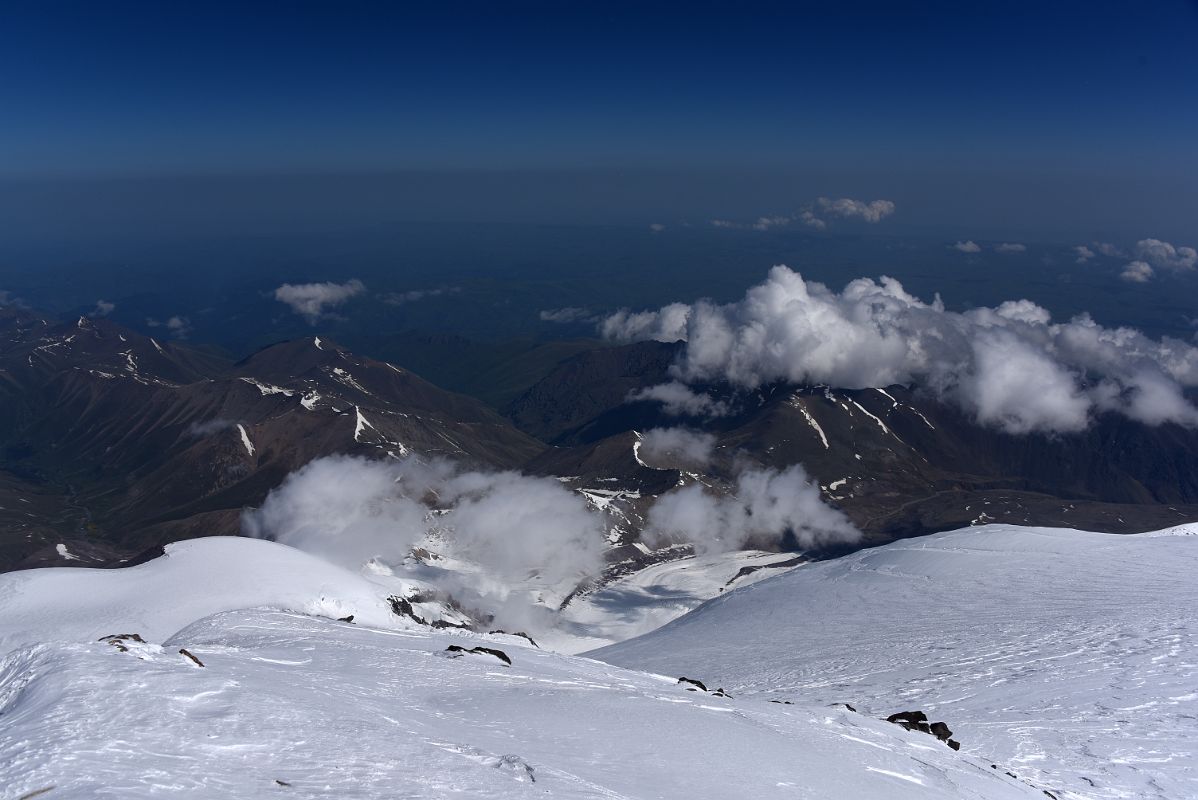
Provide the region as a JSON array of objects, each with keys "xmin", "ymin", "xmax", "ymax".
[
  {"xmin": 243, "ymin": 455, "xmax": 606, "ymax": 588},
  {"xmin": 638, "ymin": 427, "xmax": 716, "ymax": 468},
  {"xmin": 602, "ymin": 266, "xmax": 1198, "ymax": 434},
  {"xmin": 646, "ymin": 465, "xmax": 859, "ymax": 554},
  {"xmin": 243, "ymin": 452, "xmax": 862, "ymax": 629}
]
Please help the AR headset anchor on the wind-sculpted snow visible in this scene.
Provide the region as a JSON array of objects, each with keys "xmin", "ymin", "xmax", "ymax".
[
  {"xmin": 0, "ymin": 607, "xmax": 1043, "ymax": 798},
  {"xmin": 602, "ymin": 266, "xmax": 1198, "ymax": 434},
  {"xmin": 593, "ymin": 524, "xmax": 1198, "ymax": 800}
]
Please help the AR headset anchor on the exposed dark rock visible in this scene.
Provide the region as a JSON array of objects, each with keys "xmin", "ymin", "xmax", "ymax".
[
  {"xmin": 929, "ymin": 721, "xmax": 953, "ymax": 741},
  {"xmin": 886, "ymin": 710, "xmax": 958, "ymax": 749},
  {"xmin": 337, "ymin": 614, "xmax": 355, "ymax": 623},
  {"xmin": 769, "ymin": 700, "xmax": 794, "ymax": 705},
  {"xmin": 710, "ymin": 688, "xmax": 733, "ymax": 698},
  {"xmin": 99, "ymin": 633, "xmax": 146, "ymax": 652},
  {"xmin": 443, "ymin": 645, "xmax": 512, "ymax": 666},
  {"xmin": 886, "ymin": 710, "xmax": 928, "ymax": 725},
  {"xmin": 275, "ymin": 779, "xmax": 292, "ymax": 787},
  {"xmin": 388, "ymin": 594, "xmax": 474, "ymax": 629},
  {"xmin": 179, "ymin": 648, "xmax": 205, "ymax": 667},
  {"xmin": 677, "ymin": 676, "xmax": 708, "ymax": 692}
]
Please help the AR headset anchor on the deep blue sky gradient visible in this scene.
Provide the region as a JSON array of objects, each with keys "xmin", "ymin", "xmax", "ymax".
[{"xmin": 1, "ymin": 1, "xmax": 1196, "ymax": 237}]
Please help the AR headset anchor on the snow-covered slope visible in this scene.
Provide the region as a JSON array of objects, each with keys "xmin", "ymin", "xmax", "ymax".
[
  {"xmin": 592, "ymin": 524, "xmax": 1198, "ymax": 800},
  {"xmin": 0, "ymin": 536, "xmax": 1046, "ymax": 799},
  {"xmin": 0, "ymin": 607, "xmax": 1043, "ymax": 799},
  {"xmin": 554, "ymin": 549, "xmax": 805, "ymax": 652},
  {"xmin": 0, "ymin": 537, "xmax": 414, "ymax": 653}
]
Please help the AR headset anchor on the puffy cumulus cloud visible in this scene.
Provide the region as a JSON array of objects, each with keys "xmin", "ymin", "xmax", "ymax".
[
  {"xmin": 601, "ymin": 302, "xmax": 690, "ymax": 342},
  {"xmin": 599, "ymin": 265, "xmax": 1198, "ymax": 434},
  {"xmin": 649, "ymin": 223, "xmax": 666, "ymax": 233},
  {"xmin": 953, "ymin": 240, "xmax": 982, "ymax": 253},
  {"xmin": 90, "ymin": 300, "xmax": 115, "ymax": 317},
  {"xmin": 637, "ymin": 428, "xmax": 716, "ymax": 468},
  {"xmin": 243, "ymin": 455, "xmax": 608, "ymax": 628},
  {"xmin": 627, "ymin": 381, "xmax": 730, "ymax": 418},
  {"xmin": 995, "ymin": 243, "xmax": 1026, "ymax": 254},
  {"xmin": 539, "ymin": 307, "xmax": 595, "ymax": 324},
  {"xmin": 1120, "ymin": 261, "xmax": 1155, "ymax": 283},
  {"xmin": 274, "ymin": 279, "xmax": 365, "ymax": 323},
  {"xmin": 1094, "ymin": 242, "xmax": 1124, "ymax": 258},
  {"xmin": 1074, "ymin": 245, "xmax": 1096, "ymax": 264},
  {"xmin": 645, "ymin": 464, "xmax": 859, "ymax": 554},
  {"xmin": 1135, "ymin": 238, "xmax": 1197, "ymax": 272}
]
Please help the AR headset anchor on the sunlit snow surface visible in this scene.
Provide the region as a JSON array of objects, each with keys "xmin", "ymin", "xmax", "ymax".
[
  {"xmin": 0, "ymin": 538, "xmax": 1044, "ymax": 799},
  {"xmin": 0, "ymin": 609, "xmax": 1041, "ymax": 800},
  {"xmin": 593, "ymin": 524, "xmax": 1198, "ymax": 800}
]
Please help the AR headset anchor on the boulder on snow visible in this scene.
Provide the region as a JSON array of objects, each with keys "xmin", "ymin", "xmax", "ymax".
[
  {"xmin": 337, "ymin": 614, "xmax": 355, "ymax": 623},
  {"xmin": 677, "ymin": 676, "xmax": 708, "ymax": 692}
]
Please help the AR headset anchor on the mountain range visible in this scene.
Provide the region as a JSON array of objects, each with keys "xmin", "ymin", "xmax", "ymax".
[{"xmin": 2, "ymin": 306, "xmax": 1197, "ymax": 572}]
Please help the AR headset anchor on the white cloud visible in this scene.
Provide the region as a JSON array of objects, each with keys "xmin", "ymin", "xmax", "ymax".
[
  {"xmin": 1120, "ymin": 261, "xmax": 1155, "ymax": 283},
  {"xmin": 1135, "ymin": 238, "xmax": 1197, "ymax": 272},
  {"xmin": 274, "ymin": 279, "xmax": 365, "ymax": 323},
  {"xmin": 599, "ymin": 266, "xmax": 1198, "ymax": 434},
  {"xmin": 1074, "ymin": 245, "xmax": 1095, "ymax": 263},
  {"xmin": 710, "ymin": 197, "xmax": 894, "ymax": 232},
  {"xmin": 539, "ymin": 307, "xmax": 595, "ymax": 324},
  {"xmin": 90, "ymin": 300, "xmax": 115, "ymax": 317},
  {"xmin": 649, "ymin": 223, "xmax": 666, "ymax": 233},
  {"xmin": 601, "ymin": 303, "xmax": 691, "ymax": 342},
  {"xmin": 627, "ymin": 381, "xmax": 731, "ymax": 418},
  {"xmin": 752, "ymin": 215, "xmax": 791, "ymax": 231},
  {"xmin": 147, "ymin": 315, "xmax": 192, "ymax": 338},
  {"xmin": 814, "ymin": 197, "xmax": 896, "ymax": 223},
  {"xmin": 637, "ymin": 428, "xmax": 717, "ymax": 468},
  {"xmin": 995, "ymin": 243, "xmax": 1026, "ymax": 254},
  {"xmin": 243, "ymin": 455, "xmax": 608, "ymax": 630},
  {"xmin": 644, "ymin": 464, "xmax": 859, "ymax": 554},
  {"xmin": 382, "ymin": 286, "xmax": 458, "ymax": 306},
  {"xmin": 953, "ymin": 240, "xmax": 982, "ymax": 253},
  {"xmin": 1094, "ymin": 242, "xmax": 1124, "ymax": 258},
  {"xmin": 799, "ymin": 210, "xmax": 827, "ymax": 230}
]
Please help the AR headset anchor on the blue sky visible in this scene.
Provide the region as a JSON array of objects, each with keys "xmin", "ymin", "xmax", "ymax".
[{"xmin": 1, "ymin": 1, "xmax": 1196, "ymax": 237}]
